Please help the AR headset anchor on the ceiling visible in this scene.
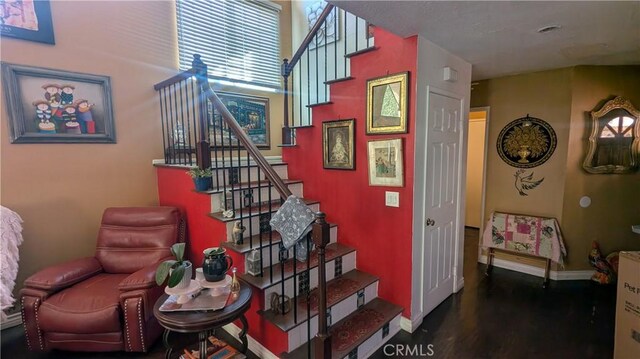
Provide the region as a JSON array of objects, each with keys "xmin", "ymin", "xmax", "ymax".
[{"xmin": 330, "ymin": 1, "xmax": 640, "ymax": 80}]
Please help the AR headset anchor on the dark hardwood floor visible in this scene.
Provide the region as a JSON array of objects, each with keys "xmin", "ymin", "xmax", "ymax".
[
  {"xmin": 370, "ymin": 227, "xmax": 616, "ymax": 359},
  {"xmin": 2, "ymin": 228, "xmax": 615, "ymax": 358}
]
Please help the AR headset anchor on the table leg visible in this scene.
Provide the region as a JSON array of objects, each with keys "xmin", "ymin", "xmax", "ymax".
[
  {"xmin": 163, "ymin": 329, "xmax": 173, "ymax": 359},
  {"xmin": 543, "ymin": 258, "xmax": 551, "ymax": 289},
  {"xmin": 485, "ymin": 248, "xmax": 494, "ymax": 276},
  {"xmin": 198, "ymin": 331, "xmax": 208, "ymax": 359},
  {"xmin": 239, "ymin": 314, "xmax": 249, "ymax": 354}
]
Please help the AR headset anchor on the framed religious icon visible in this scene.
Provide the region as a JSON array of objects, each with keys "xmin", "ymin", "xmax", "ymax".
[
  {"xmin": 1, "ymin": 63, "xmax": 115, "ymax": 143},
  {"xmin": 323, "ymin": 119, "xmax": 355, "ymax": 170},
  {"xmin": 366, "ymin": 72, "xmax": 409, "ymax": 135},
  {"xmin": 367, "ymin": 138, "xmax": 404, "ymax": 187},
  {"xmin": 0, "ymin": 0, "xmax": 55, "ymax": 44}
]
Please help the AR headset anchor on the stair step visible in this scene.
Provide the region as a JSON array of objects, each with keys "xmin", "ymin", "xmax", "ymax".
[
  {"xmin": 238, "ymin": 242, "xmax": 354, "ymax": 290},
  {"xmin": 222, "ymin": 223, "xmax": 337, "ymax": 254},
  {"xmin": 324, "ymin": 76, "xmax": 354, "ymax": 85},
  {"xmin": 260, "ymin": 269, "xmax": 378, "ymax": 332},
  {"xmin": 208, "ymin": 161, "xmax": 287, "ymax": 171},
  {"xmin": 306, "ymin": 101, "xmax": 333, "ymax": 108},
  {"xmin": 282, "ymin": 298, "xmax": 403, "ymax": 359},
  {"xmin": 197, "ymin": 179, "xmax": 303, "ymax": 194},
  {"xmin": 208, "ymin": 198, "xmax": 319, "ymax": 222},
  {"xmin": 344, "ymin": 46, "xmax": 378, "ymax": 58}
]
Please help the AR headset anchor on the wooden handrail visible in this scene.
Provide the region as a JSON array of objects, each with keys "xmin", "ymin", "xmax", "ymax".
[
  {"xmin": 203, "ymin": 85, "xmax": 293, "ymax": 199},
  {"xmin": 283, "ymin": 3, "xmax": 335, "ymax": 76},
  {"xmin": 153, "ymin": 69, "xmax": 195, "ymax": 90}
]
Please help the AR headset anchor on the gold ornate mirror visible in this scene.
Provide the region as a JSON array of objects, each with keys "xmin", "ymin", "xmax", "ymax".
[{"xmin": 583, "ymin": 96, "xmax": 640, "ymax": 174}]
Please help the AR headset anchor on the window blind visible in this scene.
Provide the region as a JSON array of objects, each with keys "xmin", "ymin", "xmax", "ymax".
[{"xmin": 176, "ymin": 0, "xmax": 282, "ymax": 89}]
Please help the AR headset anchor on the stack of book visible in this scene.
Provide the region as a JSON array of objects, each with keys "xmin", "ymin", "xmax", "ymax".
[{"xmin": 180, "ymin": 336, "xmax": 246, "ymax": 359}]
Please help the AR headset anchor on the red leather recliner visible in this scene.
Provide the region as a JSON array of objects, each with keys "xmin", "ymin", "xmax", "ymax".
[{"xmin": 20, "ymin": 207, "xmax": 184, "ymax": 352}]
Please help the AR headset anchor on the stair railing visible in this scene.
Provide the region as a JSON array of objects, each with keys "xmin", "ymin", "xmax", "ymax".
[
  {"xmin": 154, "ymin": 54, "xmax": 332, "ymax": 358},
  {"xmin": 281, "ymin": 3, "xmax": 374, "ymax": 145}
]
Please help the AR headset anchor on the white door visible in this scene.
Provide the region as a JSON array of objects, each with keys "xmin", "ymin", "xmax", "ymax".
[{"xmin": 423, "ymin": 91, "xmax": 464, "ymax": 315}]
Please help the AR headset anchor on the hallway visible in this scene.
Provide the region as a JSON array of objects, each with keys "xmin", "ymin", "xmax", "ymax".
[{"xmin": 371, "ymin": 227, "xmax": 615, "ymax": 358}]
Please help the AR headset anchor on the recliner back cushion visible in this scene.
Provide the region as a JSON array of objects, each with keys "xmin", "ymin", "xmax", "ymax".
[{"xmin": 96, "ymin": 207, "xmax": 182, "ymax": 273}]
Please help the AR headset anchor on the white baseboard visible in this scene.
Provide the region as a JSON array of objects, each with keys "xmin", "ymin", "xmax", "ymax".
[
  {"xmin": 478, "ymin": 255, "xmax": 594, "ymax": 280},
  {"xmin": 454, "ymin": 277, "xmax": 465, "ymax": 292},
  {"xmin": 1, "ymin": 312, "xmax": 22, "ymax": 330},
  {"xmin": 400, "ymin": 314, "xmax": 422, "ymax": 333},
  {"xmin": 222, "ymin": 323, "xmax": 279, "ymax": 359}
]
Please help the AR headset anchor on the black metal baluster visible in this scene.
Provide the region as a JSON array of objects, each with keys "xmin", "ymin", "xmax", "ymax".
[
  {"xmin": 315, "ymin": 32, "xmax": 319, "ymax": 105},
  {"xmin": 227, "ymin": 122, "xmax": 237, "ymax": 217},
  {"xmin": 298, "ymin": 59, "xmax": 302, "ymax": 128},
  {"xmin": 293, "ymin": 236, "xmax": 298, "ymax": 324},
  {"xmin": 367, "ymin": 20, "xmax": 371, "ymax": 48},
  {"xmin": 236, "ymin": 136, "xmax": 243, "ymax": 243},
  {"xmin": 356, "ymin": 16, "xmax": 359, "ymax": 52},
  {"xmin": 172, "ymin": 84, "xmax": 184, "ymax": 165},
  {"xmin": 208, "ymin": 89, "xmax": 220, "ymax": 188},
  {"xmin": 246, "ymin": 149, "xmax": 253, "ymax": 250},
  {"xmin": 257, "ymin": 165, "xmax": 264, "ymax": 277},
  {"xmin": 167, "ymin": 85, "xmax": 177, "ymax": 164},
  {"xmin": 217, "ymin": 109, "xmax": 230, "ymax": 220},
  {"xmin": 178, "ymin": 81, "xmax": 188, "ymax": 166},
  {"xmin": 159, "ymin": 91, "xmax": 168, "ymax": 164},
  {"xmin": 324, "ymin": 16, "xmax": 328, "ymax": 103},
  {"xmin": 344, "ymin": 10, "xmax": 348, "ymax": 77},
  {"xmin": 190, "ymin": 79, "xmax": 199, "ymax": 164},
  {"xmin": 184, "ymin": 79, "xmax": 194, "ymax": 166},
  {"xmin": 307, "ymin": 50, "xmax": 311, "ymax": 125},
  {"xmin": 268, "ymin": 181, "xmax": 274, "ymax": 282},
  {"xmin": 334, "ymin": 8, "xmax": 338, "ymax": 81}
]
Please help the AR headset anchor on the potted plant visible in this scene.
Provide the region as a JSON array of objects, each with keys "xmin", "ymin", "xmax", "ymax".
[
  {"xmin": 186, "ymin": 167, "xmax": 213, "ymax": 191},
  {"xmin": 155, "ymin": 243, "xmax": 193, "ymax": 289}
]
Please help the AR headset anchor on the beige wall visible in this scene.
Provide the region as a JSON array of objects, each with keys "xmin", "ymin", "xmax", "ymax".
[
  {"xmin": 561, "ymin": 66, "xmax": 640, "ymax": 270},
  {"xmin": 0, "ymin": 0, "xmax": 291, "ymax": 304},
  {"xmin": 465, "ymin": 112, "xmax": 486, "ymax": 228},
  {"xmin": 471, "ymin": 65, "xmax": 640, "ymax": 270}
]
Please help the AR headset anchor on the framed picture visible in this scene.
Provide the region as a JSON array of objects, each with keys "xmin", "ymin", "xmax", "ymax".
[
  {"xmin": 323, "ymin": 119, "xmax": 355, "ymax": 170},
  {"xmin": 366, "ymin": 72, "xmax": 409, "ymax": 135},
  {"xmin": 367, "ymin": 138, "xmax": 404, "ymax": 187},
  {"xmin": 209, "ymin": 92, "xmax": 270, "ymax": 149},
  {"xmin": 1, "ymin": 0, "xmax": 55, "ymax": 44},
  {"xmin": 1, "ymin": 63, "xmax": 115, "ymax": 143}
]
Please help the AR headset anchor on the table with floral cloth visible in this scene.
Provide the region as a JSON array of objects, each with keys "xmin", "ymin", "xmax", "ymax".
[{"xmin": 482, "ymin": 212, "xmax": 567, "ymax": 287}]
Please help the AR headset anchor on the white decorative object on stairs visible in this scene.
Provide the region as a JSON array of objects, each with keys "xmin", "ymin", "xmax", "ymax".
[{"xmin": 1, "ymin": 206, "xmax": 24, "ymax": 321}]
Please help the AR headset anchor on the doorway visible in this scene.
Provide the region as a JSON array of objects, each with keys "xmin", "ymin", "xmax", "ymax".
[{"xmin": 465, "ymin": 108, "xmax": 489, "ymax": 229}]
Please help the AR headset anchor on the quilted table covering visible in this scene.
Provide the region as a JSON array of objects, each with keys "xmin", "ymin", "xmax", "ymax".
[{"xmin": 482, "ymin": 212, "xmax": 567, "ymax": 265}]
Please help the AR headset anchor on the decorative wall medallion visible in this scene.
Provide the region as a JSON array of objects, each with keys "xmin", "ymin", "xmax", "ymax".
[
  {"xmin": 513, "ymin": 169, "xmax": 544, "ymax": 196},
  {"xmin": 497, "ymin": 114, "xmax": 556, "ymax": 168}
]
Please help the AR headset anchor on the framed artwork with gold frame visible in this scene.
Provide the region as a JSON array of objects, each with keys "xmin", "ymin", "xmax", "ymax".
[
  {"xmin": 367, "ymin": 138, "xmax": 404, "ymax": 187},
  {"xmin": 366, "ymin": 72, "xmax": 409, "ymax": 135},
  {"xmin": 323, "ymin": 119, "xmax": 355, "ymax": 170}
]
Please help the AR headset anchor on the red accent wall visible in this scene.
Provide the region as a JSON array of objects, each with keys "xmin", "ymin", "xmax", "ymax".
[
  {"xmin": 156, "ymin": 166, "xmax": 289, "ymax": 354},
  {"xmin": 283, "ymin": 29, "xmax": 418, "ymax": 317}
]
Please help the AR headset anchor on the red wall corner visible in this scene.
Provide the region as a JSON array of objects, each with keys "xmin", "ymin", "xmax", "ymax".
[{"xmin": 283, "ymin": 28, "xmax": 418, "ymax": 317}]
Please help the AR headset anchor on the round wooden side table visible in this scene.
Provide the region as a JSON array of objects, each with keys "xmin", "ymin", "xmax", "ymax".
[{"xmin": 153, "ymin": 282, "xmax": 252, "ymax": 359}]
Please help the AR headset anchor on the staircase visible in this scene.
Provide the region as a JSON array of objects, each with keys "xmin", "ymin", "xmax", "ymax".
[{"xmin": 153, "ymin": 3, "xmax": 406, "ymax": 358}]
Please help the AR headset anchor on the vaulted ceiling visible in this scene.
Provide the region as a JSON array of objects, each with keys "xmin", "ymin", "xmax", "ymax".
[{"xmin": 331, "ymin": 1, "xmax": 640, "ymax": 80}]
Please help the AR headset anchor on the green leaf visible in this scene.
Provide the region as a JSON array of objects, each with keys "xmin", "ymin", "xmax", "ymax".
[
  {"xmin": 171, "ymin": 243, "xmax": 185, "ymax": 262},
  {"xmin": 167, "ymin": 265, "xmax": 186, "ymax": 288},
  {"xmin": 155, "ymin": 260, "xmax": 176, "ymax": 285}
]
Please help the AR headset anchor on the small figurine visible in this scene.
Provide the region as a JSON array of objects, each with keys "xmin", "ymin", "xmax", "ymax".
[
  {"xmin": 63, "ymin": 105, "xmax": 81, "ymax": 134},
  {"xmin": 221, "ymin": 190, "xmax": 235, "ymax": 218},
  {"xmin": 229, "ymin": 267, "xmax": 240, "ymax": 293},
  {"xmin": 75, "ymin": 99, "xmax": 95, "ymax": 133},
  {"xmin": 60, "ymin": 84, "xmax": 75, "ymax": 106},
  {"xmin": 232, "ymin": 221, "xmax": 246, "ymax": 245}
]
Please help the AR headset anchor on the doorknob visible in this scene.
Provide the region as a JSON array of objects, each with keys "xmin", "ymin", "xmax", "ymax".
[{"xmin": 425, "ymin": 218, "xmax": 435, "ymax": 227}]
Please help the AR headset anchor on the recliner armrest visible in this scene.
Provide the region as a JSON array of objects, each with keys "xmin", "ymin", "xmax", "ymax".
[
  {"xmin": 118, "ymin": 261, "xmax": 164, "ymax": 291},
  {"xmin": 23, "ymin": 257, "xmax": 103, "ymax": 292}
]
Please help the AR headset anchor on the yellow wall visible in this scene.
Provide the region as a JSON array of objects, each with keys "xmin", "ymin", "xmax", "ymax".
[
  {"xmin": 471, "ymin": 65, "xmax": 640, "ymax": 270},
  {"xmin": 465, "ymin": 111, "xmax": 486, "ymax": 228},
  {"xmin": 0, "ymin": 0, "xmax": 291, "ymax": 303},
  {"xmin": 561, "ymin": 65, "xmax": 640, "ymax": 269}
]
